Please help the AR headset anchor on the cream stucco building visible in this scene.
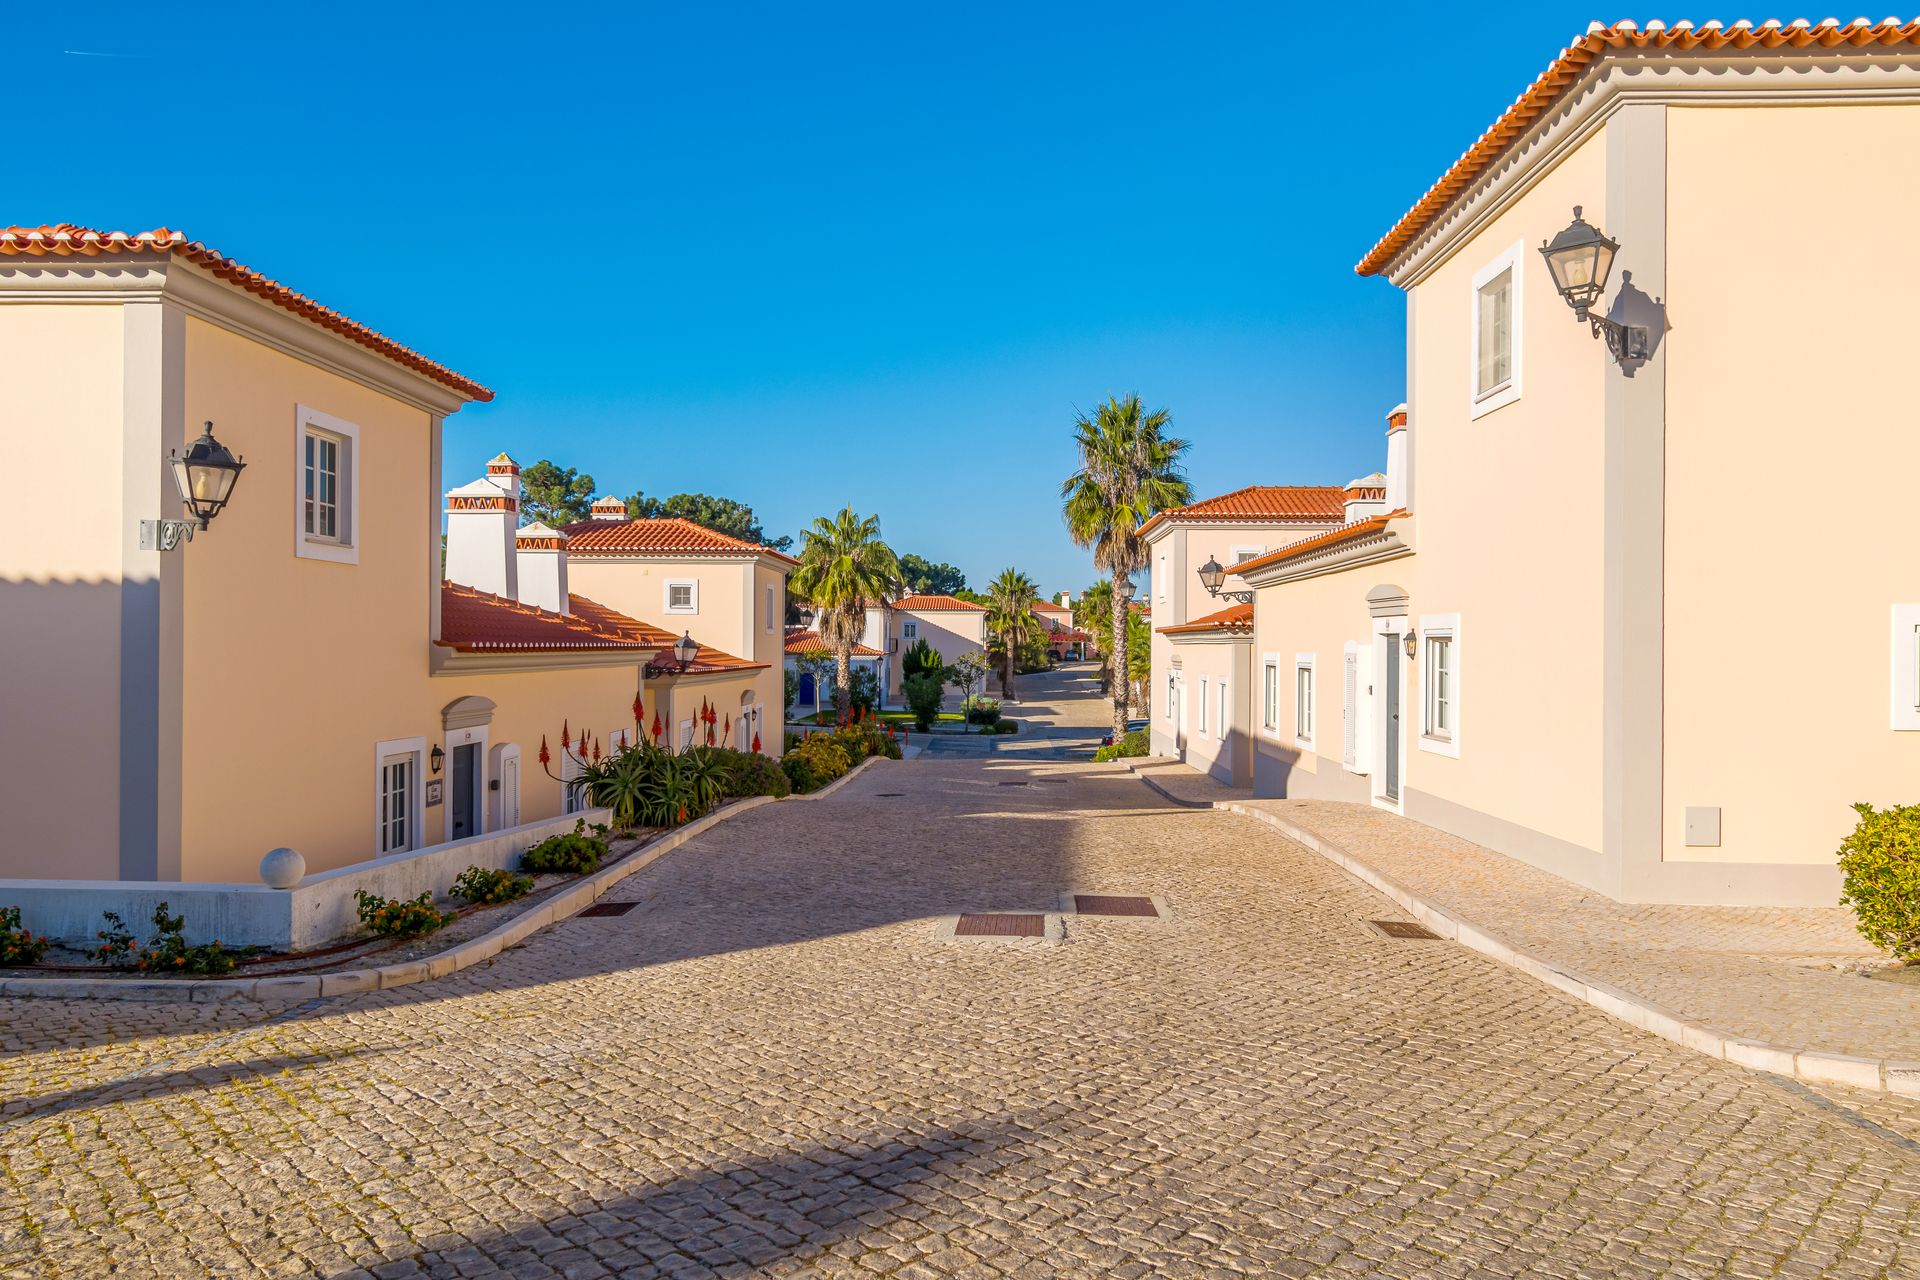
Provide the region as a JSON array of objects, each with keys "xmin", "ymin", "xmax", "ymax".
[
  {"xmin": 1142, "ymin": 486, "xmax": 1349, "ymax": 784},
  {"xmin": 1231, "ymin": 19, "xmax": 1920, "ymax": 906},
  {"xmin": 0, "ymin": 224, "xmax": 766, "ymax": 885}
]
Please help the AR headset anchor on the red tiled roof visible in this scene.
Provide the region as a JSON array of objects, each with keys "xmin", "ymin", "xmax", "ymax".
[
  {"xmin": 785, "ymin": 628, "xmax": 882, "ymax": 658},
  {"xmin": 1157, "ymin": 602, "xmax": 1254, "ymax": 636},
  {"xmin": 438, "ymin": 583, "xmax": 766, "ymax": 672},
  {"xmin": 0, "ymin": 225, "xmax": 492, "ymax": 401},
  {"xmin": 1137, "ymin": 485, "xmax": 1347, "ymax": 538},
  {"xmin": 1356, "ymin": 18, "xmax": 1920, "ymax": 277},
  {"xmin": 892, "ymin": 593, "xmax": 987, "ymax": 612},
  {"xmin": 560, "ymin": 517, "xmax": 798, "ymax": 565},
  {"xmin": 1229, "ymin": 512, "xmax": 1408, "ymax": 577},
  {"xmin": 439, "ymin": 583, "xmax": 676, "ymax": 652}
]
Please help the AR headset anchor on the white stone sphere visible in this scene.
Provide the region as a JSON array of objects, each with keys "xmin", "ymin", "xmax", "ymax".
[{"xmin": 259, "ymin": 847, "xmax": 307, "ymax": 889}]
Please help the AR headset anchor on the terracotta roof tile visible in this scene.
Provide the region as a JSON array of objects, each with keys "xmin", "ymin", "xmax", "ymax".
[
  {"xmin": 0, "ymin": 225, "xmax": 491, "ymax": 401},
  {"xmin": 785, "ymin": 628, "xmax": 883, "ymax": 657},
  {"xmin": 439, "ymin": 582, "xmax": 676, "ymax": 652},
  {"xmin": 1229, "ymin": 512, "xmax": 1408, "ymax": 577},
  {"xmin": 561, "ymin": 517, "xmax": 798, "ymax": 565},
  {"xmin": 892, "ymin": 593, "xmax": 987, "ymax": 612},
  {"xmin": 1138, "ymin": 485, "xmax": 1347, "ymax": 537},
  {"xmin": 1356, "ymin": 18, "xmax": 1920, "ymax": 277},
  {"xmin": 1157, "ymin": 602, "xmax": 1254, "ymax": 636},
  {"xmin": 438, "ymin": 582, "xmax": 766, "ymax": 672}
]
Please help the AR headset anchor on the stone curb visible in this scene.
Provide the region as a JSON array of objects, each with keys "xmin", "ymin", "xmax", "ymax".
[
  {"xmin": 1188, "ymin": 790, "xmax": 1915, "ymax": 1099},
  {"xmin": 1, "ymin": 756, "xmax": 892, "ymax": 1004}
]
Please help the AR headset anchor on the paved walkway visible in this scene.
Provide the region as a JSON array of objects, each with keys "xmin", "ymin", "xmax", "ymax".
[
  {"xmin": 1126, "ymin": 756, "xmax": 1917, "ymax": 1064},
  {"xmin": 920, "ymin": 663, "xmax": 1113, "ymax": 763},
  {"xmin": 4, "ymin": 754, "xmax": 1920, "ymax": 1276}
]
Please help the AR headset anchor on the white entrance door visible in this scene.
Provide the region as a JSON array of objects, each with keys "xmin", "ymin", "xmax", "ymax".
[{"xmin": 501, "ymin": 753, "xmax": 520, "ymax": 828}]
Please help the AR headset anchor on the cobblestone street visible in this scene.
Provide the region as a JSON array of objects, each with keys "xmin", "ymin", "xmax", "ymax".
[{"xmin": 4, "ymin": 687, "xmax": 1919, "ymax": 1276}]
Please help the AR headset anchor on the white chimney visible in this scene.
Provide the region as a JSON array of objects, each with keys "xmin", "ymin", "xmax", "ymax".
[
  {"xmin": 1056, "ymin": 590, "xmax": 1072, "ymax": 607},
  {"xmin": 1342, "ymin": 471, "xmax": 1389, "ymax": 524},
  {"xmin": 445, "ymin": 454, "xmax": 521, "ymax": 599},
  {"xmin": 589, "ymin": 495, "xmax": 626, "ymax": 521},
  {"xmin": 516, "ymin": 522, "xmax": 570, "ymax": 614},
  {"xmin": 1383, "ymin": 404, "xmax": 1410, "ymax": 512}
]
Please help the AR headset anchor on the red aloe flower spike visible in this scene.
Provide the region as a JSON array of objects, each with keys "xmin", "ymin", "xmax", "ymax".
[
  {"xmin": 751, "ymin": 733, "xmax": 761, "ymax": 753},
  {"xmin": 539, "ymin": 735, "xmax": 550, "ymax": 766},
  {"xmin": 633, "ymin": 693, "xmax": 644, "ymax": 726},
  {"xmin": 591, "ymin": 737, "xmax": 601, "ymax": 763},
  {"xmin": 561, "ymin": 720, "xmax": 571, "ymax": 751},
  {"xmin": 651, "ymin": 712, "xmax": 663, "ymax": 741}
]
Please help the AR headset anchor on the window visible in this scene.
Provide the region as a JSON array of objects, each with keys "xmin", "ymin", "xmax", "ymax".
[
  {"xmin": 1342, "ymin": 641, "xmax": 1365, "ymax": 772},
  {"xmin": 903, "ymin": 621, "xmax": 918, "ymax": 639},
  {"xmin": 1198, "ymin": 677, "xmax": 1209, "ymax": 734},
  {"xmin": 1231, "ymin": 546, "xmax": 1265, "ymax": 565},
  {"xmin": 1470, "ymin": 242, "xmax": 1525, "ymax": 418},
  {"xmin": 379, "ymin": 754, "xmax": 412, "ymax": 853},
  {"xmin": 1262, "ymin": 658, "xmax": 1280, "ymax": 732},
  {"xmin": 665, "ymin": 580, "xmax": 698, "ymax": 613},
  {"xmin": 1218, "ymin": 680, "xmax": 1229, "ymax": 739},
  {"xmin": 1158, "ymin": 553, "xmax": 1168, "ymax": 601},
  {"xmin": 765, "ymin": 585, "xmax": 776, "ymax": 631},
  {"xmin": 1895, "ymin": 605, "xmax": 1920, "ymax": 730},
  {"xmin": 371, "ymin": 737, "xmax": 424, "ymax": 855},
  {"xmin": 295, "ymin": 405, "xmax": 361, "ymax": 563},
  {"xmin": 1295, "ymin": 655, "xmax": 1316, "ymax": 746},
  {"xmin": 1419, "ymin": 614, "xmax": 1461, "ymax": 757}
]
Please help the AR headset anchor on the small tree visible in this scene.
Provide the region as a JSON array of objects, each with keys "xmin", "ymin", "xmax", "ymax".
[
  {"xmin": 904, "ymin": 671, "xmax": 945, "ymax": 732},
  {"xmin": 1838, "ymin": 801, "xmax": 1920, "ymax": 962},
  {"xmin": 797, "ymin": 649, "xmax": 834, "ymax": 715},
  {"xmin": 900, "ymin": 637, "xmax": 945, "ymax": 684},
  {"xmin": 948, "ymin": 650, "xmax": 990, "ymax": 699}
]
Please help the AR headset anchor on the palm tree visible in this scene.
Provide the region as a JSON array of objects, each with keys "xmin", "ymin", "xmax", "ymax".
[
  {"xmin": 1061, "ymin": 394, "xmax": 1193, "ymax": 738},
  {"xmin": 983, "ymin": 568, "xmax": 1043, "ymax": 701},
  {"xmin": 788, "ymin": 508, "xmax": 902, "ymax": 719},
  {"xmin": 1074, "ymin": 578, "xmax": 1116, "ymax": 693}
]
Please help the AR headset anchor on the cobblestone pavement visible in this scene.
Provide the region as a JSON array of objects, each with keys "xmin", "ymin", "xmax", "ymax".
[
  {"xmin": 4, "ymin": 755, "xmax": 1920, "ymax": 1278},
  {"xmin": 1125, "ymin": 757, "xmax": 1915, "ymax": 1063},
  {"xmin": 922, "ymin": 663, "xmax": 1113, "ymax": 762}
]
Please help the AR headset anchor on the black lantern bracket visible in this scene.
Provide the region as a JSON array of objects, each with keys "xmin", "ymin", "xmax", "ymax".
[
  {"xmin": 1195, "ymin": 555, "xmax": 1254, "ymax": 606},
  {"xmin": 139, "ymin": 518, "xmax": 199, "ymax": 551},
  {"xmin": 1585, "ymin": 310, "xmax": 1651, "ymax": 365}
]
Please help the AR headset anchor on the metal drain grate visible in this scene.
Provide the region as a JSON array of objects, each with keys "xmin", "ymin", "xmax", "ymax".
[
  {"xmin": 577, "ymin": 901, "xmax": 639, "ymax": 918},
  {"xmin": 955, "ymin": 913, "xmax": 1045, "ymax": 938},
  {"xmin": 1073, "ymin": 894, "xmax": 1159, "ymax": 918},
  {"xmin": 1370, "ymin": 919, "xmax": 1439, "ymax": 939},
  {"xmin": 875, "ymin": 792, "xmax": 906, "ymax": 797},
  {"xmin": 997, "ymin": 780, "xmax": 1031, "ymax": 787}
]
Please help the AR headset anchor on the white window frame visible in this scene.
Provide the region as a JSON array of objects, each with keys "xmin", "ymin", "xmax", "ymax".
[
  {"xmin": 1894, "ymin": 605, "xmax": 1920, "ymax": 730},
  {"xmin": 765, "ymin": 584, "xmax": 776, "ymax": 632},
  {"xmin": 1261, "ymin": 655, "xmax": 1281, "ymax": 735},
  {"xmin": 1158, "ymin": 553, "xmax": 1168, "ymax": 602},
  {"xmin": 1470, "ymin": 241, "xmax": 1524, "ymax": 420},
  {"xmin": 1217, "ymin": 678, "xmax": 1229, "ymax": 740},
  {"xmin": 679, "ymin": 718, "xmax": 696, "ymax": 751},
  {"xmin": 1342, "ymin": 640, "xmax": 1368, "ymax": 774},
  {"xmin": 488, "ymin": 742, "xmax": 522, "ymax": 831},
  {"xmin": 371, "ymin": 736, "xmax": 425, "ymax": 857},
  {"xmin": 664, "ymin": 579, "xmax": 699, "ymax": 614},
  {"xmin": 295, "ymin": 405, "xmax": 361, "ymax": 564},
  {"xmin": 1294, "ymin": 653, "xmax": 1316, "ymax": 749},
  {"xmin": 1230, "ymin": 545, "xmax": 1266, "ymax": 565},
  {"xmin": 903, "ymin": 621, "xmax": 919, "ymax": 639},
  {"xmin": 1197, "ymin": 676, "xmax": 1210, "ymax": 735},
  {"xmin": 1419, "ymin": 613, "xmax": 1461, "ymax": 758}
]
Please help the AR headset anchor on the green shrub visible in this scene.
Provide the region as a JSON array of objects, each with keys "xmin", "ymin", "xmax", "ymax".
[
  {"xmin": 784, "ymin": 731, "xmax": 803, "ymax": 753},
  {"xmin": 450, "ymin": 865, "xmax": 534, "ymax": 906},
  {"xmin": 1838, "ymin": 801, "xmax": 1920, "ymax": 962},
  {"xmin": 1092, "ymin": 743, "xmax": 1119, "ymax": 762},
  {"xmin": 522, "ymin": 819, "xmax": 608, "ymax": 875},
  {"xmin": 0, "ymin": 905, "xmax": 50, "ymax": 966},
  {"xmin": 782, "ymin": 736, "xmax": 852, "ymax": 793},
  {"xmin": 355, "ymin": 890, "xmax": 458, "ymax": 939},
  {"xmin": 961, "ymin": 694, "xmax": 1001, "ymax": 726},
  {"xmin": 904, "ymin": 671, "xmax": 945, "ymax": 732},
  {"xmin": 706, "ymin": 747, "xmax": 792, "ymax": 799},
  {"xmin": 900, "ymin": 637, "xmax": 946, "ymax": 684},
  {"xmin": 829, "ymin": 720, "xmax": 900, "ymax": 764},
  {"xmin": 993, "ymin": 720, "xmax": 1019, "ymax": 735},
  {"xmin": 1118, "ymin": 729, "xmax": 1148, "ymax": 757},
  {"xmin": 92, "ymin": 903, "xmax": 237, "ymax": 974}
]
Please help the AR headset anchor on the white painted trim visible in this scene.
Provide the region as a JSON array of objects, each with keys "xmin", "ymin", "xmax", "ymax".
[
  {"xmin": 1894, "ymin": 605, "xmax": 1920, "ymax": 730},
  {"xmin": 1293, "ymin": 653, "xmax": 1317, "ymax": 750},
  {"xmin": 1370, "ymin": 616, "xmax": 1409, "ymax": 815},
  {"xmin": 372, "ymin": 736, "xmax": 427, "ymax": 858},
  {"xmin": 1260, "ymin": 652, "xmax": 1282, "ymax": 737},
  {"xmin": 1418, "ymin": 613, "xmax": 1462, "ymax": 758},
  {"xmin": 1469, "ymin": 241, "xmax": 1524, "ymax": 420},
  {"xmin": 293, "ymin": 405, "xmax": 362, "ymax": 565},
  {"xmin": 1197, "ymin": 675, "xmax": 1210, "ymax": 735},
  {"xmin": 441, "ymin": 723, "xmax": 491, "ymax": 843},
  {"xmin": 487, "ymin": 742, "xmax": 522, "ymax": 831},
  {"xmin": 1343, "ymin": 639, "xmax": 1370, "ymax": 774},
  {"xmin": 664, "ymin": 578, "xmax": 699, "ymax": 614}
]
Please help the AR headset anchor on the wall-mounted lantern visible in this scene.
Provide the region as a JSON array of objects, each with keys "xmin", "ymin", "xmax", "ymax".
[
  {"xmin": 1195, "ymin": 555, "xmax": 1254, "ymax": 605},
  {"xmin": 646, "ymin": 630, "xmax": 703, "ymax": 677},
  {"xmin": 1114, "ymin": 574, "xmax": 1136, "ymax": 602},
  {"xmin": 1540, "ymin": 207, "xmax": 1649, "ymax": 366},
  {"xmin": 429, "ymin": 745, "xmax": 445, "ymax": 774},
  {"xmin": 1403, "ymin": 630, "xmax": 1419, "ymax": 660},
  {"xmin": 141, "ymin": 422, "xmax": 247, "ymax": 551}
]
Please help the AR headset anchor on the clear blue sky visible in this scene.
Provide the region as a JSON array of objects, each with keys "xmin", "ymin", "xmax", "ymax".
[{"xmin": 19, "ymin": 2, "xmax": 1602, "ymax": 595}]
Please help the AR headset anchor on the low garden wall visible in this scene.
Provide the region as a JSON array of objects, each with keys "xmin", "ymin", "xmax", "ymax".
[{"xmin": 0, "ymin": 808, "xmax": 612, "ymax": 952}]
